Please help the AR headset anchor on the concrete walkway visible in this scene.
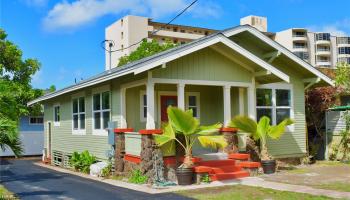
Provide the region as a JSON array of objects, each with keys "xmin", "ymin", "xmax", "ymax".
[
  {"xmin": 239, "ymin": 177, "xmax": 350, "ymax": 199},
  {"xmin": 35, "ymin": 162, "xmax": 350, "ymax": 199}
]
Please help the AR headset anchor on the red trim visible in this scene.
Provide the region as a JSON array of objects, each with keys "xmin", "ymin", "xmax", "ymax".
[
  {"xmin": 114, "ymin": 128, "xmax": 134, "ymax": 133},
  {"xmin": 220, "ymin": 127, "xmax": 238, "ymax": 133},
  {"xmin": 138, "ymin": 129, "xmax": 163, "ymax": 135},
  {"xmin": 163, "ymin": 156, "xmax": 176, "ymax": 165},
  {"xmin": 194, "ymin": 166, "xmax": 212, "ymax": 173},
  {"xmin": 124, "ymin": 154, "xmax": 141, "ymax": 164},
  {"xmin": 163, "ymin": 156, "xmax": 202, "ymax": 165},
  {"xmin": 228, "ymin": 153, "xmax": 250, "ymax": 160},
  {"xmin": 238, "ymin": 161, "xmax": 261, "ymax": 168}
]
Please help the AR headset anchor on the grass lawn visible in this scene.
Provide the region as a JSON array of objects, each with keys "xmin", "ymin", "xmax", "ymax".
[
  {"xmin": 315, "ymin": 182, "xmax": 350, "ymax": 192},
  {"xmin": 176, "ymin": 185, "xmax": 335, "ymax": 200},
  {"xmin": 0, "ymin": 184, "xmax": 17, "ymax": 200}
]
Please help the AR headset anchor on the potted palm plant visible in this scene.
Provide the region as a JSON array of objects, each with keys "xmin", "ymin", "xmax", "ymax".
[
  {"xmin": 155, "ymin": 106, "xmax": 227, "ymax": 185},
  {"xmin": 229, "ymin": 116, "xmax": 293, "ymax": 174}
]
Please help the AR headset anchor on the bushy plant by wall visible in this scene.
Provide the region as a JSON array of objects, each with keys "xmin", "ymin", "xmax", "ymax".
[
  {"xmin": 69, "ymin": 151, "xmax": 96, "ymax": 174},
  {"xmin": 128, "ymin": 170, "xmax": 148, "ymax": 184}
]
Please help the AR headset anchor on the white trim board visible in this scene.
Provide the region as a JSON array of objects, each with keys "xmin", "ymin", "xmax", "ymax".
[{"xmin": 222, "ymin": 25, "xmax": 334, "ymax": 86}]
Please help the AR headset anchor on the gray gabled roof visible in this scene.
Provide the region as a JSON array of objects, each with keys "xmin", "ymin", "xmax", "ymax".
[
  {"xmin": 28, "ymin": 28, "xmax": 227, "ymax": 106},
  {"xmin": 28, "ymin": 25, "xmax": 333, "ymax": 106}
]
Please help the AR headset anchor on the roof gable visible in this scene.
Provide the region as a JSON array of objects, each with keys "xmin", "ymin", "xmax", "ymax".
[{"xmin": 222, "ymin": 25, "xmax": 334, "ymax": 86}]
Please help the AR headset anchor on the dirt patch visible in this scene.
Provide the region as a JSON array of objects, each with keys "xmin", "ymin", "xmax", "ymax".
[
  {"xmin": 176, "ymin": 185, "xmax": 334, "ymax": 200},
  {"xmin": 261, "ymin": 161, "xmax": 350, "ymax": 192}
]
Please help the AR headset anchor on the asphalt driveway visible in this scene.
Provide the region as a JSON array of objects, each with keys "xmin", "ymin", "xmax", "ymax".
[{"xmin": 0, "ymin": 158, "xmax": 191, "ymax": 200}]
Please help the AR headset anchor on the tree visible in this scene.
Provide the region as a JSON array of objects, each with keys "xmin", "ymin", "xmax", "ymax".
[
  {"xmin": 229, "ymin": 116, "xmax": 293, "ymax": 160},
  {"xmin": 118, "ymin": 39, "xmax": 177, "ymax": 67},
  {"xmin": 335, "ymin": 62, "xmax": 350, "ymax": 94},
  {"xmin": 0, "ymin": 28, "xmax": 42, "ymax": 157},
  {"xmin": 154, "ymin": 106, "xmax": 226, "ymax": 168}
]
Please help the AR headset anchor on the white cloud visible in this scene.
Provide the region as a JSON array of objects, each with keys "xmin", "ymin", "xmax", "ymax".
[
  {"xmin": 42, "ymin": 0, "xmax": 221, "ymax": 31},
  {"xmin": 308, "ymin": 19, "xmax": 350, "ymax": 37}
]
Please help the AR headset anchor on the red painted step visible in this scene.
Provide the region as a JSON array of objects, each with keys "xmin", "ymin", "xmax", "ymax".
[
  {"xmin": 211, "ymin": 165, "xmax": 242, "ymax": 173},
  {"xmin": 238, "ymin": 161, "xmax": 261, "ymax": 168},
  {"xmin": 210, "ymin": 171, "xmax": 250, "ymax": 181},
  {"xmin": 228, "ymin": 153, "xmax": 250, "ymax": 160},
  {"xmin": 196, "ymin": 159, "xmax": 236, "ymax": 167}
]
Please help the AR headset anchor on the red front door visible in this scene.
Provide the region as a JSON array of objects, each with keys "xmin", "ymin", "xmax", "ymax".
[{"xmin": 160, "ymin": 95, "xmax": 178, "ymax": 122}]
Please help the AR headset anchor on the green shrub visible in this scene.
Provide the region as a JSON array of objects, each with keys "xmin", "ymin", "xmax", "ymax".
[
  {"xmin": 69, "ymin": 150, "xmax": 96, "ymax": 174},
  {"xmin": 201, "ymin": 174, "xmax": 211, "ymax": 183},
  {"xmin": 101, "ymin": 163, "xmax": 112, "ymax": 177},
  {"xmin": 128, "ymin": 170, "xmax": 148, "ymax": 184}
]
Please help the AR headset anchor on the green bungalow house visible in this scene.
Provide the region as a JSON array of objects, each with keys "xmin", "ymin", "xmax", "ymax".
[{"xmin": 28, "ymin": 25, "xmax": 333, "ymax": 166}]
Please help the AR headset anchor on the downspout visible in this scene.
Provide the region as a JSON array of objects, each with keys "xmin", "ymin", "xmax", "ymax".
[{"xmin": 325, "ymin": 110, "xmax": 329, "ymax": 160}]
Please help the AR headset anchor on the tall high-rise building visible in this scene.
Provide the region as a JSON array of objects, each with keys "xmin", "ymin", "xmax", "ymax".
[
  {"xmin": 105, "ymin": 15, "xmax": 350, "ymax": 70},
  {"xmin": 105, "ymin": 15, "xmax": 216, "ymax": 70}
]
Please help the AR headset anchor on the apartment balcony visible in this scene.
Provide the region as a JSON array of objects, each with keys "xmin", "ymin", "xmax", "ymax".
[
  {"xmin": 337, "ymin": 43, "xmax": 350, "ymax": 47},
  {"xmin": 316, "ymin": 49, "xmax": 331, "ymax": 56},
  {"xmin": 316, "ymin": 40, "xmax": 331, "ymax": 45},
  {"xmin": 148, "ymin": 26, "xmax": 204, "ymax": 40},
  {"xmin": 338, "ymin": 54, "xmax": 350, "ymax": 58},
  {"xmin": 292, "ymin": 35, "xmax": 307, "ymax": 41},
  {"xmin": 316, "ymin": 61, "xmax": 331, "ymax": 67},
  {"xmin": 292, "ymin": 47, "xmax": 308, "ymax": 52}
]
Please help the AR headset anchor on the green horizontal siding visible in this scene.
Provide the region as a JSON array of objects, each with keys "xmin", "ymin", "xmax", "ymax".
[{"xmin": 152, "ymin": 47, "xmax": 252, "ymax": 83}]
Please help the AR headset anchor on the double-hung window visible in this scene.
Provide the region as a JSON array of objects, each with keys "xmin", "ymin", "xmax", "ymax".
[
  {"xmin": 256, "ymin": 85, "xmax": 293, "ymax": 131},
  {"xmin": 72, "ymin": 97, "xmax": 85, "ymax": 134},
  {"xmin": 29, "ymin": 117, "xmax": 44, "ymax": 125},
  {"xmin": 186, "ymin": 93, "xmax": 200, "ymax": 119},
  {"xmin": 140, "ymin": 91, "xmax": 147, "ymax": 122},
  {"xmin": 93, "ymin": 91, "xmax": 110, "ymax": 135},
  {"xmin": 53, "ymin": 104, "xmax": 60, "ymax": 126}
]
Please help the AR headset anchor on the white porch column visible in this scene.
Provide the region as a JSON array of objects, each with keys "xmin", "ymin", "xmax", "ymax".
[
  {"xmin": 223, "ymin": 85, "xmax": 231, "ymax": 126},
  {"xmin": 238, "ymin": 88, "xmax": 245, "ymax": 115},
  {"xmin": 120, "ymin": 88, "xmax": 127, "ymax": 128},
  {"xmin": 248, "ymin": 86, "xmax": 256, "ymax": 119},
  {"xmin": 177, "ymin": 83, "xmax": 185, "ymax": 110},
  {"xmin": 146, "ymin": 82, "xmax": 155, "ymax": 129}
]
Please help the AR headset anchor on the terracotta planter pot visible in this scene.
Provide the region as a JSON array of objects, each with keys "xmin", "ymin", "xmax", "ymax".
[
  {"xmin": 261, "ymin": 160, "xmax": 276, "ymax": 174},
  {"xmin": 176, "ymin": 167, "xmax": 194, "ymax": 185}
]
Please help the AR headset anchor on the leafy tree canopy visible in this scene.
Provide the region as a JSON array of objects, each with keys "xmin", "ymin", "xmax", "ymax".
[
  {"xmin": 335, "ymin": 62, "xmax": 350, "ymax": 94},
  {"xmin": 0, "ymin": 28, "xmax": 48, "ymax": 156},
  {"xmin": 117, "ymin": 39, "xmax": 177, "ymax": 67}
]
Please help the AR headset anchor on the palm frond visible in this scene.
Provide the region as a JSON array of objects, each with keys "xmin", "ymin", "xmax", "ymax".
[
  {"xmin": 196, "ymin": 123, "xmax": 222, "ymax": 135},
  {"xmin": 167, "ymin": 106, "xmax": 199, "ymax": 135},
  {"xmin": 154, "ymin": 123, "xmax": 176, "ymax": 146},
  {"xmin": 198, "ymin": 135, "xmax": 227, "ymax": 149},
  {"xmin": 229, "ymin": 116, "xmax": 257, "ymax": 134},
  {"xmin": 268, "ymin": 118, "xmax": 294, "ymax": 139}
]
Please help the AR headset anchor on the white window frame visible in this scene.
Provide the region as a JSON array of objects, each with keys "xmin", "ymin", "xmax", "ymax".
[
  {"xmin": 92, "ymin": 86, "xmax": 111, "ymax": 136},
  {"xmin": 72, "ymin": 95, "xmax": 86, "ymax": 135},
  {"xmin": 185, "ymin": 92, "xmax": 200, "ymax": 119},
  {"xmin": 256, "ymin": 83, "xmax": 294, "ymax": 132},
  {"xmin": 140, "ymin": 91, "xmax": 147, "ymax": 122},
  {"xmin": 53, "ymin": 103, "xmax": 60, "ymax": 127},
  {"xmin": 28, "ymin": 116, "xmax": 44, "ymax": 125}
]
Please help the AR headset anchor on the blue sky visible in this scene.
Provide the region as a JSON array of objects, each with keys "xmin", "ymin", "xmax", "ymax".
[{"xmin": 1, "ymin": 0, "xmax": 350, "ymax": 90}]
